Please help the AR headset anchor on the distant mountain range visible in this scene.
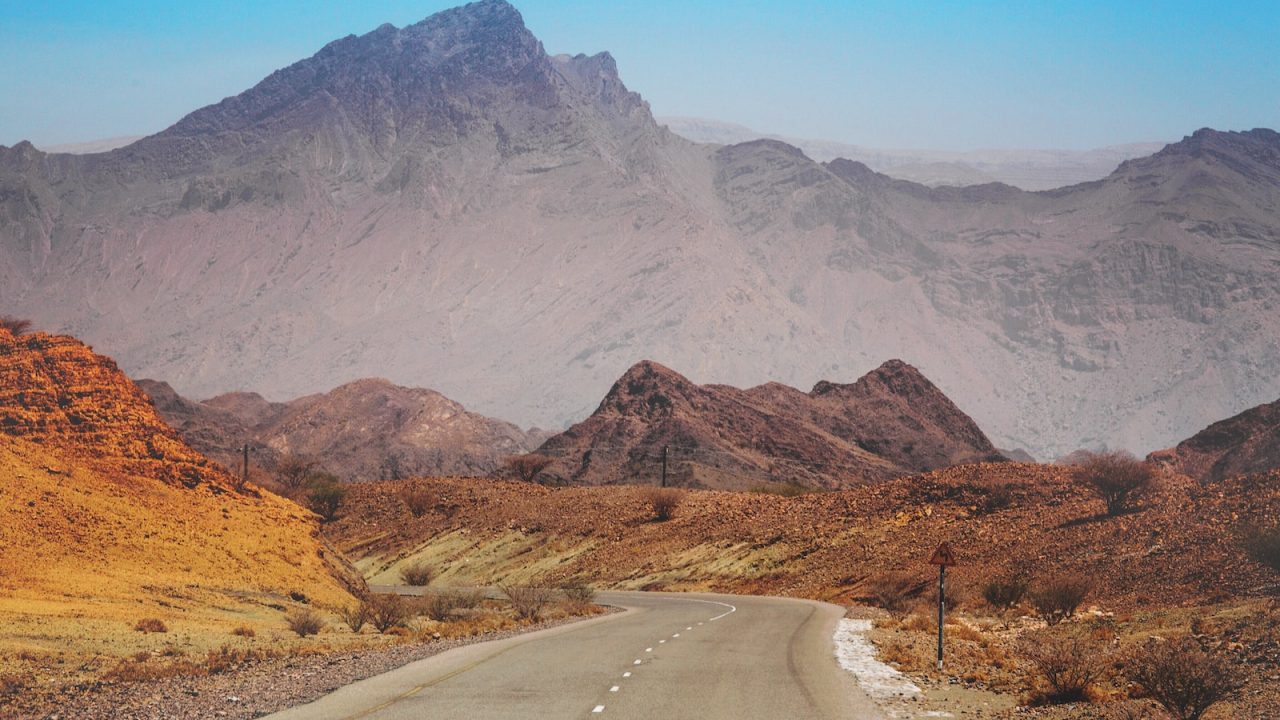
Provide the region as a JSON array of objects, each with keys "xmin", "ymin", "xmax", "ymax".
[
  {"xmin": 3, "ymin": 0, "xmax": 1279, "ymax": 460},
  {"xmin": 659, "ymin": 116, "xmax": 1165, "ymax": 191},
  {"xmin": 140, "ymin": 377, "xmax": 549, "ymax": 481},
  {"xmin": 535, "ymin": 359, "xmax": 1004, "ymax": 490}
]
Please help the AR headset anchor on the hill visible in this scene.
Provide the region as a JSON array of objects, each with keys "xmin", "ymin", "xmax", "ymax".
[
  {"xmin": 326, "ymin": 463, "xmax": 1280, "ymax": 608},
  {"xmin": 0, "ymin": 325, "xmax": 362, "ymax": 696},
  {"xmin": 2, "ymin": 1, "xmax": 1280, "ymax": 459},
  {"xmin": 1149, "ymin": 396, "xmax": 1280, "ymax": 482},
  {"xmin": 534, "ymin": 359, "xmax": 1003, "ymax": 489},
  {"xmin": 139, "ymin": 377, "xmax": 548, "ymax": 481}
]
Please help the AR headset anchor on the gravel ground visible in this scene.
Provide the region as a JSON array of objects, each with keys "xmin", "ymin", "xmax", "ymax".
[{"xmin": 16, "ymin": 612, "xmax": 611, "ymax": 720}]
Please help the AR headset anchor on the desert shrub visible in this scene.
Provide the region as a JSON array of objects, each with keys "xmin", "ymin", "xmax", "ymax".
[
  {"xmin": 505, "ymin": 453, "xmax": 555, "ymax": 483},
  {"xmin": 230, "ymin": 625, "xmax": 256, "ymax": 638},
  {"xmin": 641, "ymin": 486, "xmax": 683, "ymax": 521},
  {"xmin": 306, "ymin": 480, "xmax": 346, "ymax": 522},
  {"xmin": 1074, "ymin": 450, "xmax": 1155, "ymax": 516},
  {"xmin": 273, "ymin": 455, "xmax": 319, "ymax": 492},
  {"xmin": 400, "ymin": 487, "xmax": 435, "ymax": 518},
  {"xmin": 1020, "ymin": 630, "xmax": 1108, "ymax": 703},
  {"xmin": 285, "ymin": 607, "xmax": 324, "ymax": 637},
  {"xmin": 423, "ymin": 591, "xmax": 464, "ymax": 621},
  {"xmin": 500, "ymin": 585, "xmax": 556, "ymax": 622},
  {"xmin": 1124, "ymin": 636, "xmax": 1242, "ymax": 720},
  {"xmin": 399, "ymin": 561, "xmax": 435, "ymax": 587},
  {"xmin": 867, "ymin": 571, "xmax": 919, "ymax": 617},
  {"xmin": 369, "ymin": 594, "xmax": 409, "ymax": 633},
  {"xmin": 975, "ymin": 481, "xmax": 1016, "ymax": 514},
  {"xmin": 1241, "ymin": 522, "xmax": 1280, "ymax": 574},
  {"xmin": 983, "ymin": 574, "xmax": 1030, "ymax": 611},
  {"xmin": 135, "ymin": 618, "xmax": 168, "ymax": 633},
  {"xmin": 340, "ymin": 600, "xmax": 371, "ymax": 633},
  {"xmin": 561, "ymin": 581, "xmax": 596, "ymax": 605},
  {"xmin": 0, "ymin": 316, "xmax": 32, "ymax": 336},
  {"xmin": 749, "ymin": 482, "xmax": 812, "ymax": 497},
  {"xmin": 1030, "ymin": 573, "xmax": 1093, "ymax": 625}
]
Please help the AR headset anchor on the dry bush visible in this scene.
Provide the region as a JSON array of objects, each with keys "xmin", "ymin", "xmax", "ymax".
[
  {"xmin": 974, "ymin": 481, "xmax": 1017, "ymax": 514},
  {"xmin": 983, "ymin": 574, "xmax": 1030, "ymax": 611},
  {"xmin": 641, "ymin": 486, "xmax": 683, "ymax": 521},
  {"xmin": 867, "ymin": 571, "xmax": 919, "ymax": 617},
  {"xmin": 399, "ymin": 487, "xmax": 435, "ymax": 518},
  {"xmin": 369, "ymin": 594, "xmax": 409, "ymax": 633},
  {"xmin": 1019, "ymin": 630, "xmax": 1108, "ymax": 704},
  {"xmin": 423, "ymin": 591, "xmax": 465, "ymax": 621},
  {"xmin": 230, "ymin": 625, "xmax": 256, "ymax": 638},
  {"xmin": 0, "ymin": 673, "xmax": 26, "ymax": 696},
  {"xmin": 306, "ymin": 480, "xmax": 346, "ymax": 522},
  {"xmin": 399, "ymin": 561, "xmax": 435, "ymax": 587},
  {"xmin": 902, "ymin": 611, "xmax": 934, "ymax": 633},
  {"xmin": 134, "ymin": 618, "xmax": 168, "ymax": 633},
  {"xmin": 500, "ymin": 585, "xmax": 556, "ymax": 622},
  {"xmin": 877, "ymin": 637, "xmax": 925, "ymax": 671},
  {"xmin": 1030, "ymin": 573, "xmax": 1093, "ymax": 626},
  {"xmin": 0, "ymin": 316, "xmax": 32, "ymax": 336},
  {"xmin": 505, "ymin": 453, "xmax": 555, "ymax": 483},
  {"xmin": 340, "ymin": 600, "xmax": 371, "ymax": 633},
  {"xmin": 1241, "ymin": 522, "xmax": 1280, "ymax": 574},
  {"xmin": 273, "ymin": 455, "xmax": 319, "ymax": 493},
  {"xmin": 561, "ymin": 581, "xmax": 596, "ymax": 605},
  {"xmin": 1124, "ymin": 637, "xmax": 1242, "ymax": 720},
  {"xmin": 204, "ymin": 644, "xmax": 281, "ymax": 674},
  {"xmin": 1100, "ymin": 699, "xmax": 1162, "ymax": 720},
  {"xmin": 285, "ymin": 607, "xmax": 324, "ymax": 637},
  {"xmin": 1074, "ymin": 450, "xmax": 1156, "ymax": 516}
]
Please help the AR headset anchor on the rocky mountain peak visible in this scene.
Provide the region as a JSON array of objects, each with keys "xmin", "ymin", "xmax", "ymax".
[{"xmin": 598, "ymin": 360, "xmax": 693, "ymax": 416}]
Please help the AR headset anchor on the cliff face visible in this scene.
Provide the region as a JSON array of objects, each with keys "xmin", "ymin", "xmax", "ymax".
[
  {"xmin": 1149, "ymin": 397, "xmax": 1280, "ymax": 483},
  {"xmin": 0, "ymin": 327, "xmax": 361, "ymax": 609},
  {"xmin": 535, "ymin": 359, "xmax": 1003, "ymax": 490},
  {"xmin": 2, "ymin": 1, "xmax": 1280, "ymax": 461}
]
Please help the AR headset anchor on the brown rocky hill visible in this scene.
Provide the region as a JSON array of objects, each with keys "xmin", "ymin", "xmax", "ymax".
[
  {"xmin": 0, "ymin": 326, "xmax": 361, "ymax": 649},
  {"xmin": 534, "ymin": 359, "xmax": 1003, "ymax": 490},
  {"xmin": 3, "ymin": 0, "xmax": 1280, "ymax": 461},
  {"xmin": 139, "ymin": 377, "xmax": 548, "ymax": 480},
  {"xmin": 327, "ymin": 464, "xmax": 1280, "ymax": 608},
  {"xmin": 1148, "ymin": 396, "xmax": 1280, "ymax": 482}
]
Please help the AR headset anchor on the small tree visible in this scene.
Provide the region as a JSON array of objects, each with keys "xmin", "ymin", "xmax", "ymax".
[
  {"xmin": 369, "ymin": 594, "xmax": 408, "ymax": 633},
  {"xmin": 1125, "ymin": 637, "xmax": 1242, "ymax": 720},
  {"xmin": 505, "ymin": 453, "xmax": 555, "ymax": 483},
  {"xmin": 399, "ymin": 561, "xmax": 434, "ymax": 587},
  {"xmin": 339, "ymin": 601, "xmax": 370, "ymax": 633},
  {"xmin": 1075, "ymin": 450, "xmax": 1155, "ymax": 516},
  {"xmin": 982, "ymin": 574, "xmax": 1030, "ymax": 612},
  {"xmin": 641, "ymin": 486, "xmax": 683, "ymax": 521},
  {"xmin": 307, "ymin": 479, "xmax": 346, "ymax": 522},
  {"xmin": 500, "ymin": 585, "xmax": 556, "ymax": 622},
  {"xmin": 285, "ymin": 607, "xmax": 324, "ymax": 637},
  {"xmin": 1030, "ymin": 573, "xmax": 1093, "ymax": 626},
  {"xmin": 274, "ymin": 455, "xmax": 319, "ymax": 493},
  {"xmin": 0, "ymin": 316, "xmax": 32, "ymax": 336},
  {"xmin": 1241, "ymin": 522, "xmax": 1280, "ymax": 574}
]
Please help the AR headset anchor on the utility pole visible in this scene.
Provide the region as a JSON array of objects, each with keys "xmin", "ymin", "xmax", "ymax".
[
  {"xmin": 661, "ymin": 445, "xmax": 668, "ymax": 488},
  {"xmin": 240, "ymin": 443, "xmax": 250, "ymax": 490}
]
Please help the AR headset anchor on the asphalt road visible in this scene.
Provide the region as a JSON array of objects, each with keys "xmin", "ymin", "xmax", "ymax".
[{"xmin": 263, "ymin": 590, "xmax": 885, "ymax": 720}]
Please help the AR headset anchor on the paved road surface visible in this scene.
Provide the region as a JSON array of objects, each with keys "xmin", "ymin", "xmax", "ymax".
[{"xmin": 264, "ymin": 590, "xmax": 886, "ymax": 720}]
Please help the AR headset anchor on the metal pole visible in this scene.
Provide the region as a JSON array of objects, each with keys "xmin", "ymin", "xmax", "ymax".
[
  {"xmin": 241, "ymin": 443, "xmax": 249, "ymax": 488},
  {"xmin": 661, "ymin": 445, "xmax": 668, "ymax": 488},
  {"xmin": 937, "ymin": 564, "xmax": 945, "ymax": 671}
]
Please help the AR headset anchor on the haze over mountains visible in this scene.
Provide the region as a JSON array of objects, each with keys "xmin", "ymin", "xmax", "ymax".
[
  {"xmin": 2, "ymin": 0, "xmax": 1279, "ymax": 460},
  {"xmin": 660, "ymin": 117, "xmax": 1166, "ymax": 190}
]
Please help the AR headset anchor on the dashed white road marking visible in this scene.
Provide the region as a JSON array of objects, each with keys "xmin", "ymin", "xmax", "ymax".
[
  {"xmin": 633, "ymin": 659, "xmax": 642, "ymax": 665},
  {"xmin": 645, "ymin": 647, "xmax": 653, "ymax": 652},
  {"xmin": 659, "ymin": 639, "xmax": 666, "ymax": 644},
  {"xmin": 686, "ymin": 626, "xmax": 693, "ymax": 630},
  {"xmin": 592, "ymin": 705, "xmax": 605, "ymax": 713},
  {"xmin": 610, "ymin": 686, "xmax": 619, "ymax": 693},
  {"xmin": 673, "ymin": 633, "xmax": 680, "ymax": 637},
  {"xmin": 623, "ymin": 671, "xmax": 631, "ymax": 678},
  {"xmin": 697, "ymin": 622, "xmax": 704, "ymax": 626}
]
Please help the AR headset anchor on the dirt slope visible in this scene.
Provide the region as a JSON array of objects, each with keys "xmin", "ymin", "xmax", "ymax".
[
  {"xmin": 0, "ymin": 327, "xmax": 360, "ymax": 661},
  {"xmin": 326, "ymin": 464, "xmax": 1279, "ymax": 608},
  {"xmin": 1148, "ymin": 396, "xmax": 1280, "ymax": 482},
  {"xmin": 535, "ymin": 359, "xmax": 1003, "ymax": 490}
]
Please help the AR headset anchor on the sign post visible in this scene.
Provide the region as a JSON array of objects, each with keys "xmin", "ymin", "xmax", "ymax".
[{"xmin": 928, "ymin": 541, "xmax": 957, "ymax": 671}]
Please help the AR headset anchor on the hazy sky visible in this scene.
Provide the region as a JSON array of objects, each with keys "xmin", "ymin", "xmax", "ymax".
[{"xmin": 3, "ymin": 0, "xmax": 1277, "ymax": 150}]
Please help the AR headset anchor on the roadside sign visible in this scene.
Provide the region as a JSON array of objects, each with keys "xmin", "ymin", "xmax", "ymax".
[{"xmin": 928, "ymin": 541, "xmax": 957, "ymax": 567}]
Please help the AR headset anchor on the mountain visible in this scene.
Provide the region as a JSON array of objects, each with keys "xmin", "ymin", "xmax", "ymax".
[
  {"xmin": 1148, "ymin": 396, "xmax": 1280, "ymax": 483},
  {"xmin": 0, "ymin": 324, "xmax": 361, "ymax": 660},
  {"xmin": 3, "ymin": 0, "xmax": 1280, "ymax": 461},
  {"xmin": 660, "ymin": 116, "xmax": 1166, "ymax": 190},
  {"xmin": 534, "ymin": 359, "xmax": 1003, "ymax": 490},
  {"xmin": 139, "ymin": 377, "xmax": 548, "ymax": 480}
]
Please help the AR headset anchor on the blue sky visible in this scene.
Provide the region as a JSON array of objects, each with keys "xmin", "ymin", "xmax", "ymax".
[{"xmin": 3, "ymin": 0, "xmax": 1277, "ymax": 150}]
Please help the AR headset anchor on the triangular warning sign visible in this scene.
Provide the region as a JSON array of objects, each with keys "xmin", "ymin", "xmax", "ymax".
[{"xmin": 928, "ymin": 541, "xmax": 957, "ymax": 566}]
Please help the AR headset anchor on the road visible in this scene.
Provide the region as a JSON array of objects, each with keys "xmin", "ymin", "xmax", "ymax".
[{"xmin": 263, "ymin": 590, "xmax": 885, "ymax": 720}]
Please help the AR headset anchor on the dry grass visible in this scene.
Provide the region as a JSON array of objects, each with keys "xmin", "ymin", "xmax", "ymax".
[
  {"xmin": 230, "ymin": 625, "xmax": 255, "ymax": 638},
  {"xmin": 134, "ymin": 618, "xmax": 168, "ymax": 634}
]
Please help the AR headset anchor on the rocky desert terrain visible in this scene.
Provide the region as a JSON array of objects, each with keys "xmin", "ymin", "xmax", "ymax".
[{"xmin": 1149, "ymin": 394, "xmax": 1280, "ymax": 484}]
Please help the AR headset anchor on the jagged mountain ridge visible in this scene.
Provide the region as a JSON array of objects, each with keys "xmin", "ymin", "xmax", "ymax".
[
  {"xmin": 535, "ymin": 359, "xmax": 1004, "ymax": 490},
  {"xmin": 2, "ymin": 0, "xmax": 1279, "ymax": 460},
  {"xmin": 139, "ymin": 377, "xmax": 549, "ymax": 481}
]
